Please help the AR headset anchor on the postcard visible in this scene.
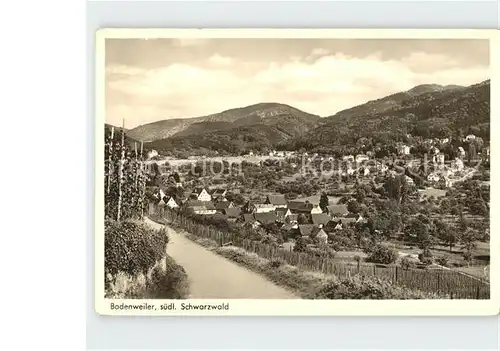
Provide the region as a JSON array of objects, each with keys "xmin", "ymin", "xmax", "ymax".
[{"xmin": 95, "ymin": 28, "xmax": 499, "ymax": 316}]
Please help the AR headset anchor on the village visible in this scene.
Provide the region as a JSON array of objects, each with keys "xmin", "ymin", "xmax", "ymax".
[{"xmin": 145, "ymin": 131, "xmax": 490, "ymax": 287}]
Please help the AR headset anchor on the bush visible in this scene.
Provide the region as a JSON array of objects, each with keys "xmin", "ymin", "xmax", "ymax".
[
  {"xmin": 401, "ymin": 256, "xmax": 417, "ymax": 270},
  {"xmin": 269, "ymin": 259, "xmax": 286, "ymax": 268},
  {"xmin": 105, "ymin": 220, "xmax": 169, "ymax": 277},
  {"xmin": 418, "ymin": 248, "xmax": 434, "ymax": 265},
  {"xmin": 436, "ymin": 257, "xmax": 449, "ymax": 267},
  {"xmin": 366, "ymin": 244, "xmax": 398, "ymax": 264},
  {"xmin": 313, "ymin": 275, "xmax": 443, "ymax": 300},
  {"xmin": 146, "ymin": 257, "xmax": 190, "ymax": 299}
]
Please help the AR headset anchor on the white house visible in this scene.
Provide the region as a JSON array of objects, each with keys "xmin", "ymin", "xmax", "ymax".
[
  {"xmin": 164, "ymin": 196, "xmax": 179, "ymax": 209},
  {"xmin": 252, "ymin": 204, "xmax": 276, "ymax": 213},
  {"xmin": 440, "ymin": 138, "xmax": 450, "ymax": 144},
  {"xmin": 452, "ymin": 158, "xmax": 464, "ymax": 171},
  {"xmin": 355, "ymin": 154, "xmax": 369, "ymax": 163},
  {"xmin": 147, "ymin": 150, "xmax": 159, "ymax": 159},
  {"xmin": 191, "ymin": 187, "xmax": 212, "ymax": 202},
  {"xmin": 191, "ymin": 206, "xmax": 217, "ymax": 215},
  {"xmin": 465, "ymin": 134, "xmax": 476, "ymax": 142},
  {"xmin": 427, "ymin": 173, "xmax": 440, "ymax": 182},
  {"xmin": 397, "ymin": 144, "xmax": 411, "ymax": 155},
  {"xmin": 310, "ymin": 205, "xmax": 323, "ymax": 215},
  {"xmin": 434, "ymin": 154, "xmax": 445, "ymax": 164},
  {"xmin": 458, "ymin": 147, "xmax": 466, "ymax": 158},
  {"xmin": 405, "ymin": 175, "xmax": 415, "ymax": 185}
]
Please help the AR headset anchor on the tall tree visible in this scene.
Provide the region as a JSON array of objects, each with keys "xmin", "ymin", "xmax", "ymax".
[{"xmin": 319, "ymin": 192, "xmax": 329, "ymax": 213}]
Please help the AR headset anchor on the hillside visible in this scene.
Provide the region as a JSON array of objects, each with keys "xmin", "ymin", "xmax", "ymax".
[
  {"xmin": 330, "ymin": 84, "xmax": 465, "ymax": 121},
  {"xmin": 127, "ymin": 103, "xmax": 320, "ymax": 142},
  {"xmin": 291, "ymin": 80, "xmax": 490, "ymax": 152},
  {"xmin": 105, "ymin": 123, "xmax": 140, "ymax": 149}
]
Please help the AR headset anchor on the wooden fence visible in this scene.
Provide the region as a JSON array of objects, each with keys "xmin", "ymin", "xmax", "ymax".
[{"xmin": 149, "ymin": 204, "xmax": 490, "ymax": 299}]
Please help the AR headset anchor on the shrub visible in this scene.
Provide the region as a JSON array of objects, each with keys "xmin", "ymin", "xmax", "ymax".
[
  {"xmin": 401, "ymin": 256, "xmax": 417, "ymax": 270},
  {"xmin": 146, "ymin": 257, "xmax": 190, "ymax": 299},
  {"xmin": 105, "ymin": 220, "xmax": 169, "ymax": 278},
  {"xmin": 313, "ymin": 275, "xmax": 442, "ymax": 300},
  {"xmin": 269, "ymin": 259, "xmax": 286, "ymax": 269},
  {"xmin": 366, "ymin": 244, "xmax": 398, "ymax": 264},
  {"xmin": 436, "ymin": 257, "xmax": 449, "ymax": 267},
  {"xmin": 418, "ymin": 248, "xmax": 434, "ymax": 265}
]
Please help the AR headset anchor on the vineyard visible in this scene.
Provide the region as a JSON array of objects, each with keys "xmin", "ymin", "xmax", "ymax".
[
  {"xmin": 105, "ymin": 125, "xmax": 148, "ymax": 221},
  {"xmin": 151, "ymin": 205, "xmax": 490, "ymax": 299}
]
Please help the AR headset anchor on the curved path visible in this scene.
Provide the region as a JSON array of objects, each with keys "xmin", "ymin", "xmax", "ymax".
[{"xmin": 145, "ymin": 218, "xmax": 299, "ymax": 299}]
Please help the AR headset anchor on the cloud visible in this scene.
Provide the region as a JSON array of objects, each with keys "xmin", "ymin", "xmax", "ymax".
[
  {"xmin": 172, "ymin": 38, "xmax": 208, "ymax": 47},
  {"xmin": 208, "ymin": 54, "xmax": 233, "ymax": 66},
  {"xmin": 310, "ymin": 48, "xmax": 330, "ymax": 57},
  {"xmin": 105, "ymin": 50, "xmax": 489, "ymax": 128}
]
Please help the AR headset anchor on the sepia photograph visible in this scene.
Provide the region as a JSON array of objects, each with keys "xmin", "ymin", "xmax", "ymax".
[{"xmin": 96, "ymin": 29, "xmax": 498, "ymax": 315}]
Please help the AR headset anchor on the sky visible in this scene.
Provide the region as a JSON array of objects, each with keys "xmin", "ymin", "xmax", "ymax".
[{"xmin": 105, "ymin": 38, "xmax": 489, "ymax": 129}]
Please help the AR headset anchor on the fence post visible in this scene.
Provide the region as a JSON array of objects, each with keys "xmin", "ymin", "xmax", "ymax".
[
  {"xmin": 395, "ymin": 266, "xmax": 398, "ymax": 283},
  {"xmin": 373, "ymin": 265, "xmax": 376, "ymax": 275},
  {"xmin": 476, "ymin": 285, "xmax": 480, "ymax": 299}
]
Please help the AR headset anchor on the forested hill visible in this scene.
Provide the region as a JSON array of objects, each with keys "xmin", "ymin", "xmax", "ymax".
[
  {"xmin": 138, "ymin": 103, "xmax": 321, "ymax": 155},
  {"xmin": 283, "ymin": 80, "xmax": 490, "ymax": 153},
  {"xmin": 127, "ymin": 103, "xmax": 320, "ymax": 142}
]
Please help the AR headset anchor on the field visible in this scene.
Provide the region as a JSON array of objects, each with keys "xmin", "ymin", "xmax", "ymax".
[{"xmin": 418, "ymin": 187, "xmax": 447, "ymax": 199}]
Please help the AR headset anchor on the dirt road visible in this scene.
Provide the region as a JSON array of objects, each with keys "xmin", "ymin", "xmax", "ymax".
[{"xmin": 145, "ymin": 218, "xmax": 299, "ymax": 299}]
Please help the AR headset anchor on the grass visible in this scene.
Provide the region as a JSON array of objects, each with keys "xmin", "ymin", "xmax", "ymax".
[{"xmin": 148, "ymin": 217, "xmax": 447, "ymax": 299}]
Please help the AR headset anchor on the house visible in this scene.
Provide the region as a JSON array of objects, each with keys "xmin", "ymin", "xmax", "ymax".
[
  {"xmin": 440, "ymin": 138, "xmax": 450, "ymax": 144},
  {"xmin": 458, "ymin": 147, "xmax": 466, "ymax": 158},
  {"xmin": 210, "ymin": 188, "xmax": 227, "ymax": 201},
  {"xmin": 465, "ymin": 134, "xmax": 476, "ymax": 142},
  {"xmin": 397, "ymin": 144, "xmax": 411, "ymax": 155},
  {"xmin": 298, "ymin": 224, "xmax": 315, "ymax": 237},
  {"xmin": 190, "ymin": 187, "xmax": 212, "ymax": 202},
  {"xmin": 312, "ymin": 225, "xmax": 328, "ymax": 245},
  {"xmin": 254, "ymin": 212, "xmax": 278, "ymax": 226},
  {"xmin": 286, "ymin": 214, "xmax": 299, "ymax": 224},
  {"xmin": 242, "ymin": 214, "xmax": 261, "ymax": 229},
  {"xmin": 252, "ymin": 204, "xmax": 276, "ymax": 213},
  {"xmin": 342, "ymin": 155, "xmax": 354, "ymax": 162},
  {"xmin": 287, "ymin": 201, "xmax": 314, "ymax": 214},
  {"xmin": 223, "ymin": 207, "xmax": 242, "ymax": 219},
  {"xmin": 427, "ymin": 173, "xmax": 441, "ymax": 182},
  {"xmin": 355, "ymin": 154, "xmax": 369, "ymax": 163},
  {"xmin": 163, "ymin": 196, "xmax": 179, "ymax": 209},
  {"xmin": 265, "ymin": 195, "xmax": 288, "ymax": 209},
  {"xmin": 311, "ymin": 213, "xmax": 332, "ymax": 226},
  {"xmin": 451, "ymin": 158, "xmax": 464, "ymax": 171},
  {"xmin": 404, "ymin": 175, "xmax": 415, "ymax": 185},
  {"xmin": 310, "ymin": 205, "xmax": 323, "ymax": 215},
  {"xmin": 325, "ymin": 204, "xmax": 349, "ymax": 217},
  {"xmin": 344, "ymin": 213, "xmax": 364, "ymax": 223},
  {"xmin": 147, "ymin": 150, "xmax": 159, "ymax": 159},
  {"xmin": 215, "ymin": 201, "xmax": 234, "ymax": 211},
  {"xmin": 184, "ymin": 200, "xmax": 216, "ymax": 215},
  {"xmin": 434, "ymin": 154, "xmax": 445, "ymax": 164},
  {"xmin": 189, "ymin": 205, "xmax": 217, "ymax": 215},
  {"xmin": 276, "ymin": 208, "xmax": 293, "ymax": 222}
]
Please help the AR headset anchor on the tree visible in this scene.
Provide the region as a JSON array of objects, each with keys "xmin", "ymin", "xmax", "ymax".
[
  {"xmin": 461, "ymin": 228, "xmax": 478, "ymax": 266},
  {"xmin": 297, "ymin": 213, "xmax": 308, "ymax": 224},
  {"xmin": 293, "ymin": 237, "xmax": 307, "ymax": 252},
  {"xmin": 347, "ymin": 199, "xmax": 362, "ymax": 214},
  {"xmin": 319, "ymin": 192, "xmax": 329, "ymax": 213}
]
